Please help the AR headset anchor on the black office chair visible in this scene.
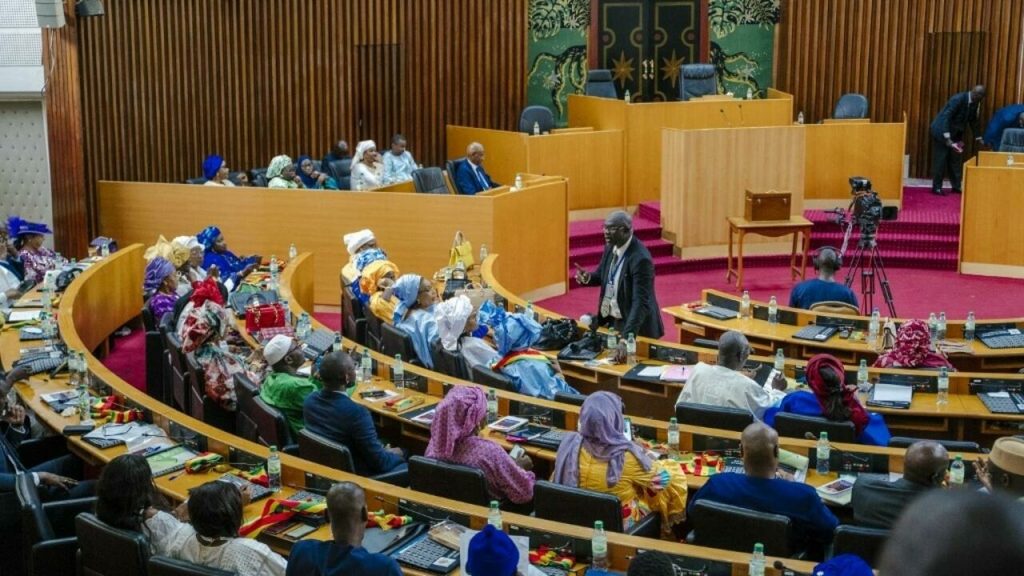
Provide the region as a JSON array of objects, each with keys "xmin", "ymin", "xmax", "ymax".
[
  {"xmin": 585, "ymin": 69, "xmax": 617, "ymax": 99},
  {"xmin": 692, "ymin": 338, "xmax": 720, "ymax": 349},
  {"xmin": 409, "ymin": 456, "xmax": 491, "ymax": 506},
  {"xmin": 149, "ymin": 556, "xmax": 233, "ymax": 576},
  {"xmin": 832, "ymin": 93, "xmax": 869, "ymax": 119},
  {"xmin": 75, "ymin": 513, "xmax": 150, "ymax": 576},
  {"xmin": 185, "ymin": 353, "xmax": 236, "ymax": 433},
  {"xmin": 774, "ymin": 413, "xmax": 856, "ymax": 443},
  {"xmin": 327, "ymin": 159, "xmax": 352, "ymax": 189},
  {"xmin": 554, "ymin": 391, "xmax": 587, "ymax": 406},
  {"xmin": 533, "ymin": 481, "xmax": 660, "ymax": 538},
  {"xmin": 887, "ymin": 436, "xmax": 984, "ymax": 453},
  {"xmin": 297, "ymin": 428, "xmax": 408, "ymax": 486},
  {"xmin": 143, "ymin": 305, "xmax": 170, "ymax": 405},
  {"xmin": 676, "ymin": 402, "xmax": 753, "ymax": 431},
  {"xmin": 364, "ymin": 310, "xmax": 383, "ymax": 352},
  {"xmin": 469, "ymin": 364, "xmax": 516, "ymax": 392},
  {"xmin": 234, "ymin": 372, "xmax": 260, "ymax": 442},
  {"xmin": 163, "ymin": 328, "xmax": 190, "ymax": 414},
  {"xmin": 431, "ymin": 340, "xmax": 469, "ymax": 380},
  {"xmin": 249, "ymin": 168, "xmax": 269, "ymax": 187},
  {"xmin": 380, "ymin": 323, "xmax": 421, "ymax": 366},
  {"xmin": 831, "ymin": 525, "xmax": 888, "ymax": 567},
  {"xmin": 412, "ymin": 167, "xmax": 450, "ymax": 194},
  {"xmin": 250, "ymin": 396, "xmax": 298, "ymax": 454},
  {"xmin": 689, "ymin": 500, "xmax": 793, "ymax": 557},
  {"xmin": 184, "ymin": 177, "xmax": 207, "ymax": 185},
  {"xmin": 519, "ymin": 105, "xmax": 555, "ymax": 134},
  {"xmin": 17, "ymin": 473, "xmax": 96, "ymax": 576},
  {"xmin": 341, "ymin": 286, "xmax": 366, "ymax": 346},
  {"xmin": 678, "ymin": 64, "xmax": 717, "ymax": 101}
]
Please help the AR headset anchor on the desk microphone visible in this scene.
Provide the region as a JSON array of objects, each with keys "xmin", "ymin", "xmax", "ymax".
[
  {"xmin": 719, "ymin": 108, "xmax": 733, "ymax": 127},
  {"xmin": 773, "ymin": 559, "xmax": 812, "ymax": 576},
  {"xmin": 803, "ymin": 432, "xmax": 870, "ymax": 467}
]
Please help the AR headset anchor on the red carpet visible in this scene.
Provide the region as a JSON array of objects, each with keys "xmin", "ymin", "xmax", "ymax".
[{"xmin": 103, "ymin": 329, "xmax": 147, "ymax": 392}]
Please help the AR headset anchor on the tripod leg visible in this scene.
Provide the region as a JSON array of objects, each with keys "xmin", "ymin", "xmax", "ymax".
[
  {"xmin": 860, "ymin": 251, "xmax": 876, "ymax": 315},
  {"xmin": 844, "ymin": 248, "xmax": 864, "ymax": 290},
  {"xmin": 872, "ymin": 248, "xmax": 897, "ymax": 317}
]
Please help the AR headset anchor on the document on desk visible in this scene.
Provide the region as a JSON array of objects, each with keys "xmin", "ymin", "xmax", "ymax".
[
  {"xmin": 7, "ymin": 310, "xmax": 42, "ymax": 322},
  {"xmin": 873, "ymin": 384, "xmax": 913, "ymax": 404},
  {"xmin": 637, "ymin": 366, "xmax": 664, "ymax": 378}
]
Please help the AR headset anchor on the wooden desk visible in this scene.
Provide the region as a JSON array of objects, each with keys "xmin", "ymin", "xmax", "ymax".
[
  {"xmin": 960, "ymin": 160, "xmax": 1024, "ymax": 279},
  {"xmin": 726, "ymin": 216, "xmax": 812, "ymax": 290}
]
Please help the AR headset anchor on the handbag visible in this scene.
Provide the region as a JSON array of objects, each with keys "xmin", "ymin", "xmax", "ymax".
[
  {"xmin": 443, "ymin": 266, "xmax": 469, "ymax": 300},
  {"xmin": 245, "ymin": 302, "xmax": 286, "ymax": 334},
  {"xmin": 454, "ymin": 283, "xmax": 496, "ymax": 308},
  {"xmin": 533, "ymin": 318, "xmax": 579, "ymax": 351},
  {"xmin": 448, "ymin": 231, "xmax": 475, "ymax": 269}
]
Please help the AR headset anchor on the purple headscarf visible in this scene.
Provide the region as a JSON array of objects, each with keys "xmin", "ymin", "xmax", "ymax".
[
  {"xmin": 425, "ymin": 386, "xmax": 487, "ymax": 461},
  {"xmin": 202, "ymin": 154, "xmax": 224, "ymax": 180},
  {"xmin": 552, "ymin": 391, "xmax": 652, "ymax": 488},
  {"xmin": 143, "ymin": 256, "xmax": 176, "ymax": 295}
]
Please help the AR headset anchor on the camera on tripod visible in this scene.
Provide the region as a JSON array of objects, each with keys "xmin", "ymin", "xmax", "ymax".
[{"xmin": 830, "ymin": 176, "xmax": 897, "ymax": 317}]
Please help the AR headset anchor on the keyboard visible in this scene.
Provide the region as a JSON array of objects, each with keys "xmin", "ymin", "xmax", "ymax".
[
  {"xmin": 217, "ymin": 473, "xmax": 275, "ymax": 502},
  {"xmin": 978, "ymin": 329, "xmax": 1024, "ymax": 350},
  {"xmin": 535, "ymin": 566, "xmax": 569, "ymax": 576},
  {"xmin": 527, "ymin": 429, "xmax": 569, "ymax": 450},
  {"xmin": 302, "ymin": 328, "xmax": 336, "ymax": 360},
  {"xmin": 286, "ymin": 490, "xmax": 326, "ymax": 504},
  {"xmin": 695, "ymin": 305, "xmax": 739, "ymax": 320},
  {"xmin": 19, "ymin": 327, "xmax": 46, "ymax": 341},
  {"xmin": 978, "ymin": 392, "xmax": 1024, "ymax": 415},
  {"xmin": 793, "ymin": 324, "xmax": 838, "ymax": 342},
  {"xmin": 13, "ymin": 354, "xmax": 66, "ymax": 375},
  {"xmin": 394, "ymin": 535, "xmax": 459, "ymax": 574}
]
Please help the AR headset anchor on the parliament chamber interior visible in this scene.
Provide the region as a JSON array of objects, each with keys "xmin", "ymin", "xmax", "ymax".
[{"xmin": 4, "ymin": 0, "xmax": 1024, "ymax": 575}]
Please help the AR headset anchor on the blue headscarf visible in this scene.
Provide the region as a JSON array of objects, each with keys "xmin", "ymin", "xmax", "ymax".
[
  {"xmin": 812, "ymin": 555, "xmax": 873, "ymax": 576},
  {"xmin": 202, "ymin": 154, "xmax": 223, "ymax": 180},
  {"xmin": 295, "ymin": 155, "xmax": 319, "ymax": 189},
  {"xmin": 485, "ymin": 306, "xmax": 542, "ymax": 356},
  {"xmin": 196, "ymin": 226, "xmax": 220, "ymax": 251},
  {"xmin": 392, "ymin": 274, "xmax": 423, "ymax": 323},
  {"xmin": 354, "ymin": 247, "xmax": 387, "ymax": 273},
  {"xmin": 7, "ymin": 216, "xmax": 52, "ymax": 237}
]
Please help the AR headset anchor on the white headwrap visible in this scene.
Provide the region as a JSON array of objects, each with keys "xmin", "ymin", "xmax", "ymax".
[
  {"xmin": 172, "ymin": 235, "xmax": 202, "ymax": 251},
  {"xmin": 352, "ymin": 140, "xmax": 377, "ymax": 167},
  {"xmin": 343, "ymin": 229, "xmax": 376, "ymax": 256},
  {"xmin": 434, "ymin": 295, "xmax": 474, "ymax": 351}
]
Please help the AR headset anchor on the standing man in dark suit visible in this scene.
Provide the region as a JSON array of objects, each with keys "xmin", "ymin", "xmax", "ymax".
[
  {"xmin": 454, "ymin": 142, "xmax": 499, "ymax": 195},
  {"xmin": 930, "ymin": 85, "xmax": 986, "ymax": 196},
  {"xmin": 575, "ymin": 210, "xmax": 664, "ymax": 338}
]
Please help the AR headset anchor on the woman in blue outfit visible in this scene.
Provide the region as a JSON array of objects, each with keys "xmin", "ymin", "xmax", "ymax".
[
  {"xmin": 392, "ymin": 274, "xmax": 439, "ymax": 368},
  {"xmin": 482, "ymin": 305, "xmax": 578, "ymax": 400},
  {"xmin": 196, "ymin": 226, "xmax": 261, "ymax": 291},
  {"xmin": 296, "ymin": 155, "xmax": 339, "ymax": 190},
  {"xmin": 765, "ymin": 353, "xmax": 890, "ymax": 446}
]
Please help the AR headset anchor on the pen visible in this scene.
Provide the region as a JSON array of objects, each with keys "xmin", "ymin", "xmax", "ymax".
[{"xmin": 167, "ymin": 472, "xmax": 184, "ymax": 481}]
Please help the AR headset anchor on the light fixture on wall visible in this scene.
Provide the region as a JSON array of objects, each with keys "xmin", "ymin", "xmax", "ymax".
[
  {"xmin": 35, "ymin": 0, "xmax": 66, "ymax": 28},
  {"xmin": 75, "ymin": 0, "xmax": 104, "ymax": 17}
]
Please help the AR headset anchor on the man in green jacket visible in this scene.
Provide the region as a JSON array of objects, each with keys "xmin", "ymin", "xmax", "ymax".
[{"xmin": 260, "ymin": 334, "xmax": 321, "ymax": 435}]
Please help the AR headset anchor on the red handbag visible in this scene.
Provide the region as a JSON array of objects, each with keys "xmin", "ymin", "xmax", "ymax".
[{"xmin": 245, "ymin": 303, "xmax": 287, "ymax": 334}]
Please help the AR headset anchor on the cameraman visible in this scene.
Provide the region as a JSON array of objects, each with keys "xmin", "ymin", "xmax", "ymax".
[{"xmin": 789, "ymin": 246, "xmax": 858, "ymax": 310}]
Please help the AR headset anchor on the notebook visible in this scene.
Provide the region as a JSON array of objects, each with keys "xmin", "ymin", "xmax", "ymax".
[{"xmin": 145, "ymin": 445, "xmax": 200, "ymax": 477}]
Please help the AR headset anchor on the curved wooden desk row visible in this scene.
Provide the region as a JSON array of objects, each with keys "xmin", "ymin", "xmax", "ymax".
[
  {"xmin": 0, "ymin": 245, "xmax": 819, "ymax": 574},
  {"xmin": 664, "ymin": 289, "xmax": 1024, "ymax": 373}
]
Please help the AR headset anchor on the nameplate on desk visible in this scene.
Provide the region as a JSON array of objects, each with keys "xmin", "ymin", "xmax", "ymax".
[
  {"xmin": 969, "ymin": 378, "xmax": 1024, "ymax": 394},
  {"xmin": 648, "ymin": 344, "xmax": 696, "ymax": 365},
  {"xmin": 794, "ymin": 366, "xmax": 857, "ymax": 385},
  {"xmin": 303, "ymin": 473, "xmax": 334, "ymax": 494},
  {"xmin": 228, "ymin": 446, "xmax": 266, "ymax": 472},
  {"xmin": 752, "ymin": 305, "xmax": 799, "ymax": 326},
  {"xmin": 878, "ymin": 373, "xmax": 935, "ymax": 393},
  {"xmin": 390, "ymin": 369, "xmax": 427, "ymax": 393}
]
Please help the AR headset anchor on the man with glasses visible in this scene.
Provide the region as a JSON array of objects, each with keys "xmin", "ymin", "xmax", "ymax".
[
  {"xmin": 259, "ymin": 335, "xmax": 321, "ymax": 436},
  {"xmin": 574, "ymin": 210, "xmax": 664, "ymax": 338}
]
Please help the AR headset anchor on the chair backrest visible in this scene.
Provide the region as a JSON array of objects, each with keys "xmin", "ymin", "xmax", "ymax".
[
  {"xmin": 149, "ymin": 556, "xmax": 234, "ymax": 576},
  {"xmin": 810, "ymin": 301, "xmax": 861, "ymax": 315},
  {"xmin": 412, "ymin": 167, "xmax": 450, "ymax": 194},
  {"xmin": 297, "ymin": 428, "xmax": 357, "ymax": 472},
  {"xmin": 887, "ymin": 436, "xmax": 983, "ymax": 453},
  {"xmin": 363, "ymin": 310, "xmax": 383, "ymax": 352},
  {"xmin": 184, "ymin": 353, "xmax": 207, "ymax": 422},
  {"xmin": 676, "ymin": 402, "xmax": 754, "ymax": 431},
  {"xmin": 469, "ymin": 364, "xmax": 516, "ymax": 392},
  {"xmin": 679, "ymin": 63, "xmax": 717, "ymax": 101},
  {"xmin": 251, "ymin": 396, "xmax": 292, "ymax": 447},
  {"xmin": 144, "ymin": 305, "xmax": 169, "ymax": 404},
  {"xmin": 17, "ymin": 473, "xmax": 56, "ymax": 546},
  {"xmin": 327, "ymin": 159, "xmax": 353, "ymax": 189},
  {"xmin": 554, "ymin": 391, "xmax": 587, "ymax": 406},
  {"xmin": 446, "ymin": 158, "xmax": 469, "ymax": 194},
  {"xmin": 585, "ymin": 69, "xmax": 617, "ymax": 99},
  {"xmin": 163, "ymin": 327, "xmax": 190, "ymax": 414},
  {"xmin": 833, "ymin": 93, "xmax": 870, "ymax": 119},
  {"xmin": 184, "ymin": 177, "xmax": 208, "ymax": 185},
  {"xmin": 341, "ymin": 286, "xmax": 366, "ymax": 345},
  {"xmin": 380, "ymin": 323, "xmax": 419, "ymax": 365},
  {"xmin": 1000, "ymin": 128, "xmax": 1024, "ymax": 152},
  {"xmin": 533, "ymin": 480, "xmax": 624, "ymax": 532},
  {"xmin": 409, "ymin": 456, "xmax": 491, "ymax": 506},
  {"xmin": 431, "ymin": 340, "xmax": 469, "ymax": 380},
  {"xmin": 234, "ymin": 373, "xmax": 260, "ymax": 442},
  {"xmin": 75, "ymin": 513, "xmax": 150, "ymax": 576},
  {"xmin": 249, "ymin": 168, "xmax": 268, "ymax": 188},
  {"xmin": 774, "ymin": 412, "xmax": 857, "ymax": 443},
  {"xmin": 690, "ymin": 500, "xmax": 792, "ymax": 556},
  {"xmin": 832, "ymin": 525, "xmax": 888, "ymax": 567},
  {"xmin": 518, "ymin": 105, "xmax": 555, "ymax": 134}
]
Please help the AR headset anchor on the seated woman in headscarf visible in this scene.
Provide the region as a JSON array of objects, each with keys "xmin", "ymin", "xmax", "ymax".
[
  {"xmin": 483, "ymin": 307, "xmax": 578, "ymax": 400},
  {"xmin": 765, "ymin": 354, "xmax": 891, "ymax": 446},
  {"xmin": 340, "ymin": 228, "xmax": 384, "ymax": 285},
  {"xmin": 552, "ymin": 391, "xmax": 687, "ymax": 533},
  {"xmin": 392, "ymin": 274, "xmax": 439, "ymax": 368},
  {"xmin": 171, "ymin": 235, "xmax": 209, "ymax": 295},
  {"xmin": 873, "ymin": 319, "xmax": 955, "ymax": 371},
  {"xmin": 295, "ymin": 155, "xmax": 338, "ymax": 190},
  {"xmin": 178, "ymin": 279, "xmax": 264, "ymax": 411},
  {"xmin": 8, "ymin": 216, "xmax": 55, "ymax": 284},
  {"xmin": 425, "ymin": 386, "xmax": 535, "ymax": 504},
  {"xmin": 145, "ymin": 234, "xmax": 190, "ymax": 295},
  {"xmin": 351, "ymin": 140, "xmax": 384, "ymax": 190},
  {"xmin": 267, "ymin": 155, "xmax": 302, "ymax": 189},
  {"xmin": 196, "ymin": 225, "xmax": 260, "ymax": 291},
  {"xmin": 202, "ymin": 154, "xmax": 235, "ymax": 186},
  {"xmin": 435, "ymin": 295, "xmax": 499, "ymax": 372},
  {"xmin": 143, "ymin": 257, "xmax": 179, "ymax": 323},
  {"xmin": 359, "ymin": 259, "xmax": 400, "ymax": 323}
]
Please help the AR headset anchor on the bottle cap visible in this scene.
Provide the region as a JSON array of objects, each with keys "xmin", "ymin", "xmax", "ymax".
[
  {"xmin": 490, "ymin": 500, "xmax": 500, "ymax": 508},
  {"xmin": 594, "ymin": 520, "xmax": 604, "ymax": 530},
  {"xmin": 754, "ymin": 543, "xmax": 764, "ymax": 552},
  {"xmin": 669, "ymin": 417, "xmax": 677, "ymax": 424},
  {"xmin": 820, "ymin": 432, "xmax": 828, "ymax": 439}
]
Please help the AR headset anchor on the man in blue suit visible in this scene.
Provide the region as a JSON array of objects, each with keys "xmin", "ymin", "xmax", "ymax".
[
  {"xmin": 929, "ymin": 85, "xmax": 986, "ymax": 196},
  {"xmin": 454, "ymin": 142, "xmax": 499, "ymax": 195},
  {"xmin": 983, "ymin": 104, "xmax": 1024, "ymax": 150}
]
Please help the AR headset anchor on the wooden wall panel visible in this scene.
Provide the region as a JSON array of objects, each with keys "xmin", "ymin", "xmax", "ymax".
[
  {"xmin": 74, "ymin": 0, "xmax": 527, "ymax": 197},
  {"xmin": 776, "ymin": 0, "xmax": 1024, "ymax": 178}
]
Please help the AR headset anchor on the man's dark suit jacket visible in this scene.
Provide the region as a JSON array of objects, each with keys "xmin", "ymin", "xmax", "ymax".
[
  {"xmin": 930, "ymin": 91, "xmax": 981, "ymax": 141},
  {"xmin": 851, "ymin": 474, "xmax": 935, "ymax": 529},
  {"xmin": 453, "ymin": 160, "xmax": 497, "ymax": 195},
  {"xmin": 580, "ymin": 238, "xmax": 664, "ymax": 338}
]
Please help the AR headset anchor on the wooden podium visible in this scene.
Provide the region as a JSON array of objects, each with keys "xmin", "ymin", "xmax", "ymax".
[{"xmin": 960, "ymin": 153, "xmax": 1024, "ymax": 278}]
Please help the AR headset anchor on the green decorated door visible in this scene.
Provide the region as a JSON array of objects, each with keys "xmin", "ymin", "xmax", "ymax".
[{"xmin": 597, "ymin": 0, "xmax": 703, "ymax": 102}]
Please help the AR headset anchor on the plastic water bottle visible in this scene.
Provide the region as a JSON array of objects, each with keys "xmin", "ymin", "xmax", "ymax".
[
  {"xmin": 394, "ymin": 354, "xmax": 405, "ymax": 391},
  {"xmin": 479, "ymin": 244, "xmax": 488, "ymax": 262},
  {"xmin": 767, "ymin": 295, "xmax": 778, "ymax": 325},
  {"xmin": 624, "ymin": 89, "xmax": 631, "ymax": 104},
  {"xmin": 965, "ymin": 311, "xmax": 976, "ymax": 342},
  {"xmin": 281, "ymin": 299, "xmax": 291, "ymax": 327},
  {"xmin": 606, "ymin": 330, "xmax": 618, "ymax": 351},
  {"xmin": 296, "ymin": 312, "xmax": 311, "ymax": 339},
  {"xmin": 746, "ymin": 87, "xmax": 754, "ymax": 100},
  {"xmin": 333, "ymin": 333, "xmax": 343, "ymax": 353},
  {"xmin": 100, "ymin": 241, "xmax": 110, "ymax": 257},
  {"xmin": 928, "ymin": 312, "xmax": 938, "ymax": 343},
  {"xmin": 267, "ymin": 446, "xmax": 281, "ymax": 491},
  {"xmin": 740, "ymin": 290, "xmax": 752, "ymax": 319},
  {"xmin": 591, "ymin": 521, "xmax": 609, "ymax": 569},
  {"xmin": 78, "ymin": 380, "xmax": 92, "ymax": 424},
  {"xmin": 625, "ymin": 333, "xmax": 637, "ymax": 366},
  {"xmin": 533, "ymin": 121, "xmax": 540, "ymax": 135},
  {"xmin": 816, "ymin": 432, "xmax": 830, "ymax": 475},
  {"xmin": 937, "ymin": 312, "xmax": 947, "ymax": 341},
  {"xmin": 774, "ymin": 348, "xmax": 785, "ymax": 371},
  {"xmin": 269, "ymin": 254, "xmax": 279, "ymax": 276},
  {"xmin": 288, "ymin": 243, "xmax": 298, "ymax": 261},
  {"xmin": 486, "ymin": 388, "xmax": 498, "ymax": 423},
  {"xmin": 667, "ymin": 417, "xmax": 680, "ymax": 457},
  {"xmin": 514, "ymin": 173, "xmax": 524, "ymax": 191},
  {"xmin": 69, "ymin": 350, "xmax": 82, "ymax": 388},
  {"xmin": 937, "ymin": 366, "xmax": 949, "ymax": 406},
  {"xmin": 1009, "ymin": 155, "xmax": 1016, "ymax": 167},
  {"xmin": 857, "ymin": 359, "xmax": 869, "ymax": 392},
  {"xmin": 488, "ymin": 500, "xmax": 503, "ymax": 529},
  {"xmin": 41, "ymin": 286, "xmax": 52, "ymax": 313},
  {"xmin": 525, "ymin": 300, "xmax": 534, "ymax": 319},
  {"xmin": 749, "ymin": 543, "xmax": 766, "ymax": 576},
  {"xmin": 797, "ymin": 111, "xmax": 805, "ymax": 125},
  {"xmin": 868, "ymin": 308, "xmax": 880, "ymax": 346},
  {"xmin": 949, "ymin": 455, "xmax": 965, "ymax": 485}
]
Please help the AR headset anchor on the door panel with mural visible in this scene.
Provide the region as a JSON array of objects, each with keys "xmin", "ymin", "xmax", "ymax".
[{"xmin": 598, "ymin": 1, "xmax": 646, "ymax": 100}]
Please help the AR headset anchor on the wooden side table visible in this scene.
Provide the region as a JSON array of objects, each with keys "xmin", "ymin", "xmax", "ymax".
[{"xmin": 726, "ymin": 216, "xmax": 813, "ymax": 290}]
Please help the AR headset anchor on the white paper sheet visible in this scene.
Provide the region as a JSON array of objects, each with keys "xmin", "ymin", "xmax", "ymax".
[
  {"xmin": 637, "ymin": 366, "xmax": 664, "ymax": 378},
  {"xmin": 8, "ymin": 310, "xmax": 42, "ymax": 322}
]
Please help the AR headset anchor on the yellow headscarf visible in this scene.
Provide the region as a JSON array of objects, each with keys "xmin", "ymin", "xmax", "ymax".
[
  {"xmin": 144, "ymin": 235, "xmax": 190, "ymax": 268},
  {"xmin": 359, "ymin": 260, "xmax": 400, "ymax": 296}
]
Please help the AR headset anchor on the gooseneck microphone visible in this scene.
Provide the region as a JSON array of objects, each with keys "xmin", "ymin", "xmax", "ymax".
[{"xmin": 774, "ymin": 559, "xmax": 812, "ymax": 576}]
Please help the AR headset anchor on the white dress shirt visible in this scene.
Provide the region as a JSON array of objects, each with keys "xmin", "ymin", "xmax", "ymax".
[
  {"xmin": 601, "ymin": 236, "xmax": 632, "ymax": 319},
  {"xmin": 675, "ymin": 362, "xmax": 784, "ymax": 420}
]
